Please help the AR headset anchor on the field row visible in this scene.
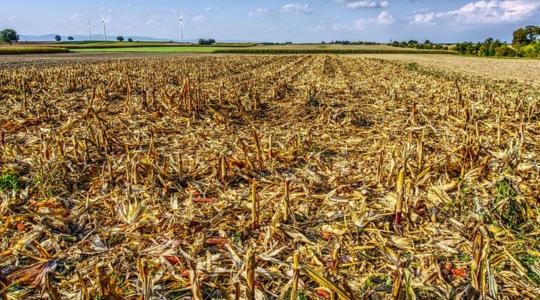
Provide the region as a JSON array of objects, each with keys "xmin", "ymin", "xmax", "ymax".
[{"xmin": 0, "ymin": 46, "xmax": 70, "ymax": 55}]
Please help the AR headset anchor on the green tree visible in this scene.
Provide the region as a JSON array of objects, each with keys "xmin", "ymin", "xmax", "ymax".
[
  {"xmin": 127, "ymin": 37, "xmax": 133, "ymax": 42},
  {"xmin": 513, "ymin": 28, "xmax": 529, "ymax": 47},
  {"xmin": 0, "ymin": 28, "xmax": 19, "ymax": 44},
  {"xmin": 68, "ymin": 36, "xmax": 74, "ymax": 41},
  {"xmin": 54, "ymin": 35, "xmax": 61, "ymax": 42},
  {"xmin": 524, "ymin": 25, "xmax": 540, "ymax": 42},
  {"xmin": 198, "ymin": 38, "xmax": 216, "ymax": 45},
  {"xmin": 116, "ymin": 36, "xmax": 124, "ymax": 42}
]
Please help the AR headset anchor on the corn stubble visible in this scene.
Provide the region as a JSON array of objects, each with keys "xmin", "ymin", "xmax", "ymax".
[{"xmin": 0, "ymin": 55, "xmax": 539, "ymax": 299}]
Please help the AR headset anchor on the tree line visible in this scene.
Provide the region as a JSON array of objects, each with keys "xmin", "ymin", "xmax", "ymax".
[
  {"xmin": 1, "ymin": 28, "xmax": 139, "ymax": 43},
  {"xmin": 324, "ymin": 41, "xmax": 380, "ymax": 45},
  {"xmin": 455, "ymin": 25, "xmax": 539, "ymax": 57},
  {"xmin": 389, "ymin": 25, "xmax": 539, "ymax": 57},
  {"xmin": 53, "ymin": 35, "xmax": 133, "ymax": 42},
  {"xmin": 390, "ymin": 40, "xmax": 449, "ymax": 50}
]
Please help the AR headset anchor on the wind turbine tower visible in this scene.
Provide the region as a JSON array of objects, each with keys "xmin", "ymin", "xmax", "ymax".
[
  {"xmin": 178, "ymin": 13, "xmax": 184, "ymax": 43},
  {"xmin": 87, "ymin": 20, "xmax": 92, "ymax": 41},
  {"xmin": 101, "ymin": 15, "xmax": 108, "ymax": 41}
]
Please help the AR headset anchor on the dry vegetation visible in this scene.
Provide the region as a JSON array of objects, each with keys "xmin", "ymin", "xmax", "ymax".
[
  {"xmin": 356, "ymin": 54, "xmax": 540, "ymax": 86},
  {"xmin": 214, "ymin": 46, "xmax": 454, "ymax": 55},
  {"xmin": 0, "ymin": 55, "xmax": 539, "ymax": 299}
]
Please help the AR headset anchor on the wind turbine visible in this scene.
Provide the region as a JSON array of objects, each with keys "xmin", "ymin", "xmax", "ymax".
[
  {"xmin": 87, "ymin": 20, "xmax": 92, "ymax": 41},
  {"xmin": 101, "ymin": 15, "xmax": 108, "ymax": 41},
  {"xmin": 178, "ymin": 13, "xmax": 184, "ymax": 44}
]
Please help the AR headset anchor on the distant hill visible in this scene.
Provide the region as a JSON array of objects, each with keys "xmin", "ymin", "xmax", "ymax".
[
  {"xmin": 18, "ymin": 34, "xmax": 254, "ymax": 43},
  {"xmin": 19, "ymin": 34, "xmax": 189, "ymax": 42}
]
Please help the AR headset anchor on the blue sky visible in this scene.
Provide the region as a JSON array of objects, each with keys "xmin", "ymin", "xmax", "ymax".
[{"xmin": 2, "ymin": 0, "xmax": 540, "ymax": 42}]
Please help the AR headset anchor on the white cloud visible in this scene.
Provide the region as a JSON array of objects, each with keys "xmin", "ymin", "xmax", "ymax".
[
  {"xmin": 336, "ymin": 10, "xmax": 395, "ymax": 30},
  {"xmin": 343, "ymin": 1, "xmax": 389, "ymax": 9},
  {"xmin": 449, "ymin": 0, "xmax": 540, "ymax": 23},
  {"xmin": 411, "ymin": 0, "xmax": 540, "ymax": 25},
  {"xmin": 411, "ymin": 12, "xmax": 435, "ymax": 24},
  {"xmin": 205, "ymin": 7, "xmax": 215, "ymax": 12},
  {"xmin": 375, "ymin": 10, "xmax": 395, "ymax": 25},
  {"xmin": 193, "ymin": 15, "xmax": 206, "ymax": 22},
  {"xmin": 281, "ymin": 3, "xmax": 313, "ymax": 15},
  {"xmin": 248, "ymin": 8, "xmax": 270, "ymax": 17}
]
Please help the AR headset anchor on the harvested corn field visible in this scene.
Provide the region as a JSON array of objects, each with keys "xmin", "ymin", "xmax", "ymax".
[
  {"xmin": 1, "ymin": 55, "xmax": 540, "ymax": 299},
  {"xmin": 354, "ymin": 54, "xmax": 540, "ymax": 87}
]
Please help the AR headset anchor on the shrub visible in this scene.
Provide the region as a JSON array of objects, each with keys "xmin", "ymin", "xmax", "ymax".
[
  {"xmin": 519, "ymin": 42, "xmax": 540, "ymax": 57},
  {"xmin": 455, "ymin": 42, "xmax": 479, "ymax": 55},
  {"xmin": 495, "ymin": 45, "xmax": 517, "ymax": 57}
]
